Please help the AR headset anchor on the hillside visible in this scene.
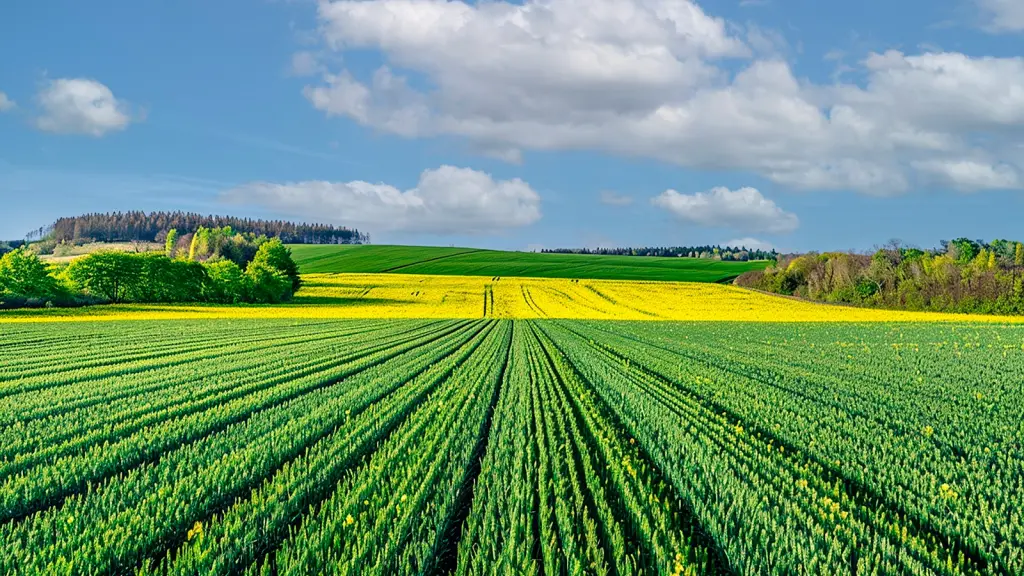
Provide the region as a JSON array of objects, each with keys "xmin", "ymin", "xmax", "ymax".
[{"xmin": 288, "ymin": 244, "xmax": 769, "ymax": 282}]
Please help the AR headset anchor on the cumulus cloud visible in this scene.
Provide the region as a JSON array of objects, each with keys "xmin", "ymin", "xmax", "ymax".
[
  {"xmin": 300, "ymin": 0, "xmax": 1024, "ymax": 194},
  {"xmin": 977, "ymin": 0, "xmax": 1024, "ymax": 32},
  {"xmin": 0, "ymin": 92, "xmax": 15, "ymax": 112},
  {"xmin": 651, "ymin": 186, "xmax": 798, "ymax": 233},
  {"xmin": 223, "ymin": 165, "xmax": 541, "ymax": 235},
  {"xmin": 724, "ymin": 237, "xmax": 774, "ymax": 251},
  {"xmin": 35, "ymin": 78, "xmax": 134, "ymax": 136},
  {"xmin": 599, "ymin": 190, "xmax": 634, "ymax": 206}
]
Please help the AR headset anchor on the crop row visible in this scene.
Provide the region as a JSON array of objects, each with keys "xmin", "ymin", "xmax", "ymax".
[{"xmin": 0, "ymin": 319, "xmax": 1019, "ymax": 575}]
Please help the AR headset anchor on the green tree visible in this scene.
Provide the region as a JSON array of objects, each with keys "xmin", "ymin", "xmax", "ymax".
[
  {"xmin": 63, "ymin": 252, "xmax": 144, "ymax": 303},
  {"xmin": 949, "ymin": 238, "xmax": 979, "ymax": 264},
  {"xmin": 248, "ymin": 238, "xmax": 301, "ymax": 293},
  {"xmin": 1016, "ymin": 242, "xmax": 1024, "ymax": 267},
  {"xmin": 245, "ymin": 261, "xmax": 291, "ymax": 303},
  {"xmin": 0, "ymin": 249, "xmax": 59, "ymax": 298},
  {"xmin": 164, "ymin": 229, "xmax": 179, "ymax": 258},
  {"xmin": 128, "ymin": 254, "xmax": 208, "ymax": 302},
  {"xmin": 204, "ymin": 260, "xmax": 248, "ymax": 303}
]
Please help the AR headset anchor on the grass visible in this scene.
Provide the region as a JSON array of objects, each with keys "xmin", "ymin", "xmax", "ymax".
[{"xmin": 288, "ymin": 244, "xmax": 770, "ymax": 282}]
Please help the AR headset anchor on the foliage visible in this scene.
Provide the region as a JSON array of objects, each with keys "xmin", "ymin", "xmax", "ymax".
[
  {"xmin": 1, "ymin": 241, "xmax": 302, "ymax": 309},
  {"xmin": 0, "ymin": 241, "xmax": 26, "ymax": 257},
  {"xmin": 0, "ymin": 249, "xmax": 60, "ymax": 299},
  {"xmin": 164, "ymin": 229, "xmax": 179, "ymax": 257},
  {"xmin": 203, "ymin": 259, "xmax": 248, "ymax": 304},
  {"xmin": 736, "ymin": 238, "xmax": 1024, "ymax": 315},
  {"xmin": 248, "ymin": 238, "xmax": 301, "ymax": 293}
]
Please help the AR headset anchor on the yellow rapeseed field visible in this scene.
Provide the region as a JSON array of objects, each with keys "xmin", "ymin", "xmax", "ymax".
[{"xmin": 3, "ymin": 273, "xmax": 1023, "ymax": 323}]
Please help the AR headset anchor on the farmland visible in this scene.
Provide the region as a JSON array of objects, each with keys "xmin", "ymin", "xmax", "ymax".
[
  {"xmin": 0, "ymin": 317, "xmax": 1021, "ymax": 575},
  {"xmin": 289, "ymin": 244, "xmax": 769, "ymax": 282},
  {"xmin": 5, "ymin": 273, "xmax": 1023, "ymax": 323}
]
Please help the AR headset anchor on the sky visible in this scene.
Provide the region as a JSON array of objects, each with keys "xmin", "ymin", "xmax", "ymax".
[{"xmin": 1, "ymin": 0, "xmax": 1022, "ymax": 252}]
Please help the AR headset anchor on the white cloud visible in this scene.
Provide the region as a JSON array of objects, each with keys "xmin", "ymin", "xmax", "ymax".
[
  {"xmin": 223, "ymin": 165, "xmax": 541, "ymax": 235},
  {"xmin": 0, "ymin": 92, "xmax": 15, "ymax": 112},
  {"xmin": 652, "ymin": 186, "xmax": 798, "ymax": 233},
  {"xmin": 35, "ymin": 78, "xmax": 134, "ymax": 136},
  {"xmin": 303, "ymin": 0, "xmax": 1024, "ymax": 194},
  {"xmin": 599, "ymin": 190, "xmax": 634, "ymax": 206},
  {"xmin": 977, "ymin": 0, "xmax": 1024, "ymax": 32},
  {"xmin": 912, "ymin": 159, "xmax": 1021, "ymax": 190},
  {"xmin": 724, "ymin": 237, "xmax": 774, "ymax": 251}
]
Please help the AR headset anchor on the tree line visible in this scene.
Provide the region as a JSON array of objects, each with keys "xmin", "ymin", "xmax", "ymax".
[
  {"xmin": 36, "ymin": 211, "xmax": 368, "ymax": 248},
  {"xmin": 0, "ymin": 227, "xmax": 301, "ymax": 309},
  {"xmin": 541, "ymin": 245, "xmax": 777, "ymax": 261},
  {"xmin": 736, "ymin": 238, "xmax": 1024, "ymax": 315}
]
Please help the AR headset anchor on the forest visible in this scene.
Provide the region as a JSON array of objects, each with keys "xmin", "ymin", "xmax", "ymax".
[
  {"xmin": 541, "ymin": 244, "xmax": 777, "ymax": 261},
  {"xmin": 25, "ymin": 211, "xmax": 367, "ymax": 248},
  {"xmin": 737, "ymin": 238, "xmax": 1024, "ymax": 314}
]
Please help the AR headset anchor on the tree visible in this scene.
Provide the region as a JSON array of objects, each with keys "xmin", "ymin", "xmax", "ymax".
[
  {"xmin": 0, "ymin": 249, "xmax": 59, "ymax": 298},
  {"xmin": 189, "ymin": 226, "xmax": 211, "ymax": 261},
  {"xmin": 63, "ymin": 252, "xmax": 144, "ymax": 303},
  {"xmin": 948, "ymin": 238, "xmax": 979, "ymax": 265},
  {"xmin": 245, "ymin": 261, "xmax": 292, "ymax": 303},
  {"xmin": 203, "ymin": 260, "xmax": 248, "ymax": 303},
  {"xmin": 165, "ymin": 229, "xmax": 179, "ymax": 258},
  {"xmin": 1016, "ymin": 242, "xmax": 1024, "ymax": 267},
  {"xmin": 248, "ymin": 238, "xmax": 301, "ymax": 293}
]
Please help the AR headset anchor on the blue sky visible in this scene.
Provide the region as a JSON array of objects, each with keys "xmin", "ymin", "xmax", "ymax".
[{"xmin": 1, "ymin": 0, "xmax": 1022, "ymax": 252}]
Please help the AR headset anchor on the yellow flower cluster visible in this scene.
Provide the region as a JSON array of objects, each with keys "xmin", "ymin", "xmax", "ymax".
[{"xmin": 5, "ymin": 272, "xmax": 1024, "ymax": 323}]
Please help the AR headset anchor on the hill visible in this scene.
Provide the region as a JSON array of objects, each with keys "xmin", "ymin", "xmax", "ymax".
[{"xmin": 288, "ymin": 244, "xmax": 770, "ymax": 282}]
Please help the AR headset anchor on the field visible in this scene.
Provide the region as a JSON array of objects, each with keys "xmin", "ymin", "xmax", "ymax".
[
  {"xmin": 1, "ymin": 318, "xmax": 1022, "ymax": 575},
  {"xmin": 288, "ymin": 244, "xmax": 770, "ymax": 282},
  {"xmin": 4, "ymin": 273, "xmax": 1023, "ymax": 323},
  {"xmin": 38, "ymin": 241, "xmax": 164, "ymax": 263}
]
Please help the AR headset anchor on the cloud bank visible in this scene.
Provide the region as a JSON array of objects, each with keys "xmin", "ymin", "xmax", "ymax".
[{"xmin": 223, "ymin": 165, "xmax": 542, "ymax": 235}]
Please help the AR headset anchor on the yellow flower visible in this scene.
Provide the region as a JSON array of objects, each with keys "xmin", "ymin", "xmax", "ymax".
[
  {"xmin": 9, "ymin": 272, "xmax": 1024, "ymax": 323},
  {"xmin": 345, "ymin": 514, "xmax": 355, "ymax": 526}
]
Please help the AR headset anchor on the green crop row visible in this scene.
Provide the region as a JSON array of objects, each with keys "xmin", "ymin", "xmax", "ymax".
[{"xmin": 0, "ymin": 319, "xmax": 1019, "ymax": 575}]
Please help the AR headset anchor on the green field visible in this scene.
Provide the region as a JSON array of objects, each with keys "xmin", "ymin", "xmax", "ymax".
[
  {"xmin": 289, "ymin": 244, "xmax": 770, "ymax": 281},
  {"xmin": 1, "ymin": 317, "xmax": 1020, "ymax": 575}
]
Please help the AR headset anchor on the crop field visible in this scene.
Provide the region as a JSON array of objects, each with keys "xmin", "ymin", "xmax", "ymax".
[
  {"xmin": 4, "ymin": 273, "xmax": 1024, "ymax": 323},
  {"xmin": 0, "ymin": 318, "xmax": 1021, "ymax": 575},
  {"xmin": 289, "ymin": 244, "xmax": 770, "ymax": 282}
]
